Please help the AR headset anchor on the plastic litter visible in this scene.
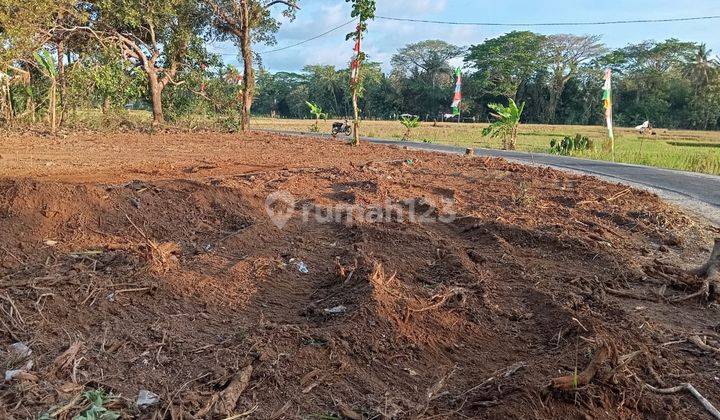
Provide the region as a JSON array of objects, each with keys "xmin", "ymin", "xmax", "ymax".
[
  {"xmin": 5, "ymin": 360, "xmax": 33, "ymax": 381},
  {"xmin": 136, "ymin": 389, "xmax": 159, "ymax": 408},
  {"xmin": 294, "ymin": 260, "xmax": 309, "ymax": 274},
  {"xmin": 324, "ymin": 305, "xmax": 347, "ymax": 315},
  {"xmin": 8, "ymin": 342, "xmax": 32, "ymax": 359}
]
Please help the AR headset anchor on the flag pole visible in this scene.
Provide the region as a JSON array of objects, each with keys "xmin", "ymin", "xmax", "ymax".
[
  {"xmin": 603, "ymin": 68, "xmax": 615, "ymax": 160},
  {"xmin": 451, "ymin": 67, "xmax": 462, "ymax": 124}
]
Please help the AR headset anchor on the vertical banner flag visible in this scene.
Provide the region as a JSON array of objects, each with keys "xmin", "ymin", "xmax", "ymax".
[
  {"xmin": 451, "ymin": 67, "xmax": 462, "ymax": 116},
  {"xmin": 350, "ymin": 25, "xmax": 362, "ymax": 83},
  {"xmin": 603, "ymin": 68, "xmax": 614, "ymax": 143}
]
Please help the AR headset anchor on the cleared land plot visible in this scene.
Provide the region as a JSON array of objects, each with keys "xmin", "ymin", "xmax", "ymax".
[{"xmin": 1, "ymin": 131, "xmax": 719, "ymax": 419}]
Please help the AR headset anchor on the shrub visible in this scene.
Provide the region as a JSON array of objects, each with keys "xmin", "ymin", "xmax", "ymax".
[{"xmin": 550, "ymin": 134, "xmax": 593, "ymax": 155}]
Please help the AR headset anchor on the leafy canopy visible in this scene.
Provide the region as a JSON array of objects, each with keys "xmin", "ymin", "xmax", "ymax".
[{"xmin": 465, "ymin": 31, "xmax": 546, "ymax": 99}]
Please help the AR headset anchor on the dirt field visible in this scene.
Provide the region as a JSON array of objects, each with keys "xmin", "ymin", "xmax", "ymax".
[{"xmin": 1, "ymin": 130, "xmax": 720, "ymax": 419}]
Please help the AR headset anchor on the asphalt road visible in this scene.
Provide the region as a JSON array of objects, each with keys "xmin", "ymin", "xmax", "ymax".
[{"xmin": 261, "ymin": 129, "xmax": 720, "ymax": 225}]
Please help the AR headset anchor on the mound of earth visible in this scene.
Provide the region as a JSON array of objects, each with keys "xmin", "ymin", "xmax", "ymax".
[{"xmin": 0, "ymin": 132, "xmax": 719, "ymax": 419}]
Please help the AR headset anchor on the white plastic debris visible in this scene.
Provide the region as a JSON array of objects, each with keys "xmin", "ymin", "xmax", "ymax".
[
  {"xmin": 5, "ymin": 360, "xmax": 33, "ymax": 381},
  {"xmin": 44, "ymin": 240, "xmax": 58, "ymax": 246},
  {"xmin": 323, "ymin": 305, "xmax": 347, "ymax": 315},
  {"xmin": 295, "ymin": 261, "xmax": 309, "ymax": 274},
  {"xmin": 5, "ymin": 369, "xmax": 22, "ymax": 381},
  {"xmin": 8, "ymin": 342, "xmax": 32, "ymax": 359},
  {"xmin": 136, "ymin": 389, "xmax": 159, "ymax": 408}
]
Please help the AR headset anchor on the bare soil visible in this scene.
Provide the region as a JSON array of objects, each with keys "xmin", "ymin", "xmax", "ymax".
[{"xmin": 1, "ymin": 131, "xmax": 719, "ymax": 419}]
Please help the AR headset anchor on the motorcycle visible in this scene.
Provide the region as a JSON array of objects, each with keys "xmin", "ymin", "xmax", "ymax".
[{"xmin": 331, "ymin": 120, "xmax": 352, "ymax": 137}]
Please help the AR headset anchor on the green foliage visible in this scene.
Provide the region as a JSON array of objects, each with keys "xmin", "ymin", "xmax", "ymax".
[
  {"xmin": 66, "ymin": 49, "xmax": 147, "ymax": 114},
  {"xmin": 400, "ymin": 115, "xmax": 420, "ymax": 129},
  {"xmin": 5, "ymin": 0, "xmax": 720, "ymax": 134},
  {"xmin": 345, "ymin": 0, "xmax": 376, "ymax": 39},
  {"xmin": 306, "ymin": 101, "xmax": 327, "ymax": 132},
  {"xmin": 306, "ymin": 101, "xmax": 328, "ymax": 120},
  {"xmin": 75, "ymin": 389, "xmax": 120, "ymax": 420},
  {"xmin": 34, "ymin": 50, "xmax": 57, "ymax": 78},
  {"xmin": 391, "ymin": 40, "xmax": 463, "ymax": 116},
  {"xmin": 0, "ymin": 0, "xmax": 80, "ymax": 65},
  {"xmin": 482, "ymin": 99, "xmax": 525, "ymax": 150},
  {"xmin": 549, "ymin": 134, "xmax": 593, "ymax": 155},
  {"xmin": 465, "ymin": 31, "xmax": 546, "ymax": 99},
  {"xmin": 39, "ymin": 389, "xmax": 120, "ymax": 420},
  {"xmin": 399, "ymin": 114, "xmax": 420, "ymax": 140}
]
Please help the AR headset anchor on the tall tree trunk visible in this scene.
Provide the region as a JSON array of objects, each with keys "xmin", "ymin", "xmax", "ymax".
[
  {"xmin": 57, "ymin": 41, "xmax": 67, "ymax": 126},
  {"xmin": 27, "ymin": 96, "xmax": 35, "ymax": 123},
  {"xmin": 350, "ymin": 27, "xmax": 362, "ymax": 146},
  {"xmin": 102, "ymin": 96, "xmax": 111, "ymax": 114},
  {"xmin": 545, "ymin": 75, "xmax": 567, "ymax": 124},
  {"xmin": 351, "ymin": 87, "xmax": 360, "ymax": 145},
  {"xmin": 50, "ymin": 79, "xmax": 57, "ymax": 133},
  {"xmin": 1, "ymin": 78, "xmax": 10, "ymax": 123},
  {"xmin": 148, "ymin": 72, "xmax": 164, "ymax": 125},
  {"xmin": 240, "ymin": 1, "xmax": 253, "ymax": 132}
]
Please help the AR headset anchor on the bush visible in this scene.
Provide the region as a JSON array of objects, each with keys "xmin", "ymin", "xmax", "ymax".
[{"xmin": 550, "ymin": 134, "xmax": 593, "ymax": 155}]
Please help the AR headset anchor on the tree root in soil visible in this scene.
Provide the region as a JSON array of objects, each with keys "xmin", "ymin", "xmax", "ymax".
[
  {"xmin": 672, "ymin": 238, "xmax": 720, "ymax": 303},
  {"xmin": 645, "ymin": 383, "xmax": 720, "ymax": 419},
  {"xmin": 408, "ymin": 287, "xmax": 468, "ymax": 314},
  {"xmin": 125, "ymin": 214, "xmax": 180, "ymax": 273},
  {"xmin": 550, "ymin": 342, "xmax": 610, "ymax": 391},
  {"xmin": 688, "ymin": 335, "xmax": 720, "ymax": 356}
]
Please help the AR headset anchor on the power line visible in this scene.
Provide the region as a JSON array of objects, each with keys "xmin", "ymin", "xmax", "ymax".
[
  {"xmin": 213, "ymin": 13, "xmax": 719, "ymax": 59},
  {"xmin": 257, "ymin": 18, "xmax": 358, "ymax": 54},
  {"xmin": 375, "ymin": 14, "xmax": 720, "ymax": 27}
]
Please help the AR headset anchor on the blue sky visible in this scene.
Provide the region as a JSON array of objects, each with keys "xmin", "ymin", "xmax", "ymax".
[{"xmin": 209, "ymin": 0, "xmax": 720, "ymax": 73}]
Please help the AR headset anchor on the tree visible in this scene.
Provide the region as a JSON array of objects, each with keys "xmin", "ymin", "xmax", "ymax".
[
  {"xmin": 346, "ymin": 0, "xmax": 376, "ymax": 146},
  {"xmin": 358, "ymin": 62, "xmax": 396, "ymax": 119},
  {"xmin": 542, "ymin": 34, "xmax": 606, "ymax": 123},
  {"xmin": 205, "ymin": 0, "xmax": 298, "ymax": 132},
  {"xmin": 90, "ymin": 0, "xmax": 209, "ymax": 125},
  {"xmin": 304, "ymin": 65, "xmax": 345, "ymax": 116},
  {"xmin": 0, "ymin": 0, "xmax": 77, "ymax": 65},
  {"xmin": 254, "ymin": 70, "xmax": 305, "ymax": 117},
  {"xmin": 391, "ymin": 40, "xmax": 463, "ymax": 116},
  {"xmin": 600, "ymin": 39, "xmax": 698, "ymax": 128},
  {"xmin": 482, "ymin": 99, "xmax": 525, "ymax": 150},
  {"xmin": 465, "ymin": 31, "xmax": 546, "ymax": 101},
  {"xmin": 0, "ymin": 0, "xmax": 79, "ymax": 126},
  {"xmin": 391, "ymin": 40, "xmax": 463, "ymax": 85},
  {"xmin": 685, "ymin": 44, "xmax": 719, "ymax": 92}
]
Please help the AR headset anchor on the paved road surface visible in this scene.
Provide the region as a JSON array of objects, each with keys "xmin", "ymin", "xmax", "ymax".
[{"xmin": 261, "ymin": 129, "xmax": 720, "ymax": 225}]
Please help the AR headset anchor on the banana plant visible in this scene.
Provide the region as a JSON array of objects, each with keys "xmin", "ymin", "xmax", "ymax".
[
  {"xmin": 482, "ymin": 99, "xmax": 525, "ymax": 150},
  {"xmin": 34, "ymin": 49, "xmax": 59, "ymax": 133},
  {"xmin": 399, "ymin": 114, "xmax": 420, "ymax": 141},
  {"xmin": 305, "ymin": 101, "xmax": 327, "ymax": 132}
]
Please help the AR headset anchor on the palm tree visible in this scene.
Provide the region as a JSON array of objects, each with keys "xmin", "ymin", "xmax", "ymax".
[{"xmin": 685, "ymin": 44, "xmax": 719, "ymax": 91}]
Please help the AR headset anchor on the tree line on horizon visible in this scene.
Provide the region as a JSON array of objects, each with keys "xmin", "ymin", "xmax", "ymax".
[
  {"xmin": 254, "ymin": 33, "xmax": 720, "ymax": 130},
  {"xmin": 1, "ymin": 0, "xmax": 718, "ymax": 131}
]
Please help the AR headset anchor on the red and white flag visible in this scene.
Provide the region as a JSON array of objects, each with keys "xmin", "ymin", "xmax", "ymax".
[{"xmin": 350, "ymin": 25, "xmax": 361, "ymax": 82}]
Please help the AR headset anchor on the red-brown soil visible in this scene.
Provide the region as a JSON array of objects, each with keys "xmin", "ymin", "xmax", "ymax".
[{"xmin": 1, "ymin": 131, "xmax": 719, "ymax": 419}]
